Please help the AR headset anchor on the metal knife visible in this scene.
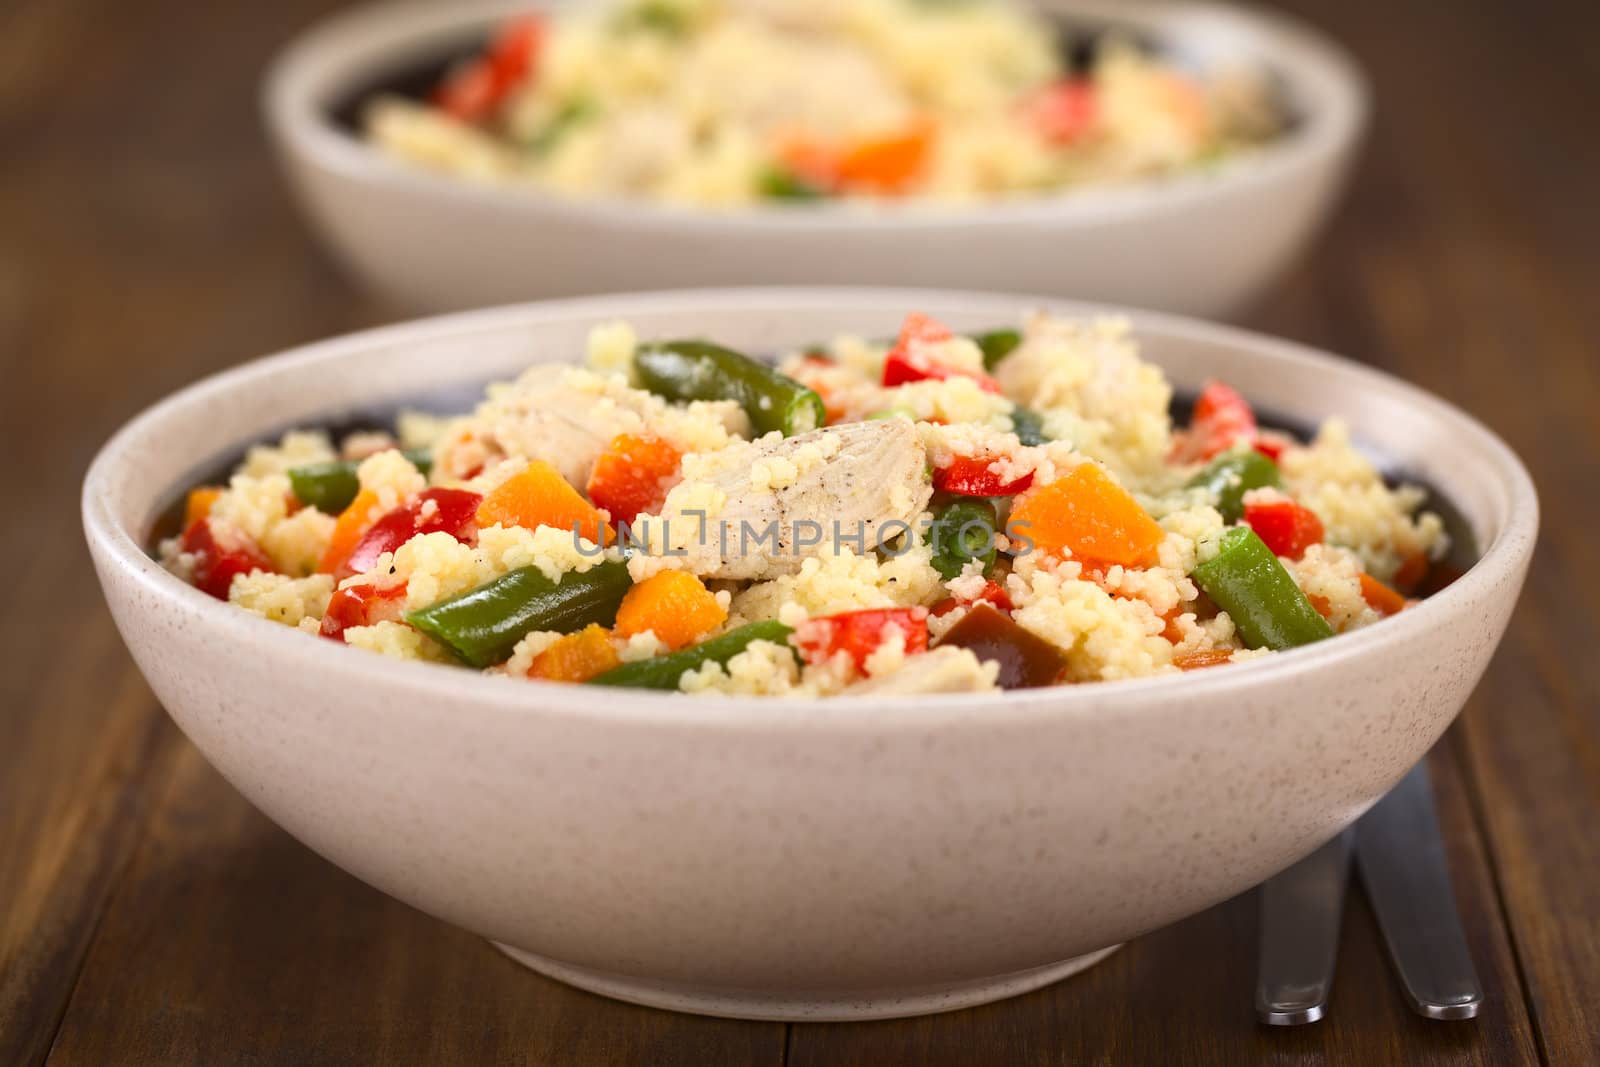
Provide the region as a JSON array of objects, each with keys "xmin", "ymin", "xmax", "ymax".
[
  {"xmin": 1256, "ymin": 827, "xmax": 1355, "ymax": 1025},
  {"xmin": 1356, "ymin": 760, "xmax": 1484, "ymax": 1020}
]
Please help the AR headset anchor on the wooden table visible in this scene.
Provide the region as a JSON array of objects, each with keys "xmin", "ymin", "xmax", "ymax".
[{"xmin": 3, "ymin": 0, "xmax": 1596, "ymax": 1062}]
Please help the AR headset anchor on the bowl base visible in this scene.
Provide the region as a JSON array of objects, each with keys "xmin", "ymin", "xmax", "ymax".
[{"xmin": 490, "ymin": 942, "xmax": 1122, "ymax": 1021}]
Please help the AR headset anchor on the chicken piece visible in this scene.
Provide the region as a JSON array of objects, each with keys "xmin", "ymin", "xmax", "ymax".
[
  {"xmin": 843, "ymin": 646, "xmax": 1001, "ymax": 695},
  {"xmin": 431, "ymin": 368, "xmax": 746, "ymax": 490},
  {"xmin": 649, "ymin": 418, "xmax": 932, "ymax": 580}
]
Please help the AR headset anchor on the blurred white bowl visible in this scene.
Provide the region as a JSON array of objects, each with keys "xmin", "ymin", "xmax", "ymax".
[
  {"xmin": 85, "ymin": 288, "xmax": 1533, "ymax": 1021},
  {"xmin": 263, "ymin": 0, "xmax": 1368, "ymax": 316}
]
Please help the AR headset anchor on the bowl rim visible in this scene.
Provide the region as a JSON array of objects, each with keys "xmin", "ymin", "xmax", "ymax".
[
  {"xmin": 261, "ymin": 0, "xmax": 1370, "ymax": 232},
  {"xmin": 82, "ymin": 286, "xmax": 1539, "ymax": 732}
]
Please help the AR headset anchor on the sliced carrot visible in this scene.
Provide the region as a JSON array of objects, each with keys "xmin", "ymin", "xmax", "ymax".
[
  {"xmin": 317, "ymin": 488, "xmax": 381, "ymax": 575},
  {"xmin": 476, "ymin": 460, "xmax": 612, "ymax": 544},
  {"xmin": 527, "ymin": 624, "xmax": 620, "ymax": 683},
  {"xmin": 585, "ymin": 434, "xmax": 683, "ymax": 526},
  {"xmin": 1007, "ymin": 463, "xmax": 1165, "ymax": 568},
  {"xmin": 774, "ymin": 133, "xmax": 842, "ymax": 189},
  {"xmin": 613, "ymin": 570, "xmax": 728, "ymax": 650},
  {"xmin": 837, "ymin": 122, "xmax": 933, "ymax": 193},
  {"xmin": 1359, "ymin": 573, "xmax": 1408, "ymax": 617},
  {"xmin": 1173, "ymin": 649, "xmax": 1235, "ymax": 671},
  {"xmin": 1307, "ymin": 592, "xmax": 1334, "ymax": 620},
  {"xmin": 184, "ymin": 486, "xmax": 223, "ymax": 530}
]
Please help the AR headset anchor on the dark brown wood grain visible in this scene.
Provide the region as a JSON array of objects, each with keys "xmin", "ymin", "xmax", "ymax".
[{"xmin": 1, "ymin": 0, "xmax": 1595, "ymax": 1062}]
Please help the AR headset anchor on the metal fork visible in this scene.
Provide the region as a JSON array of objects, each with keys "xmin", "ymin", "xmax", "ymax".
[{"xmin": 1255, "ymin": 761, "xmax": 1483, "ymax": 1024}]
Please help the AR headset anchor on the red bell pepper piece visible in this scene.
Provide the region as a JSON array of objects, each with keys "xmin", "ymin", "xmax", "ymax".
[
  {"xmin": 1025, "ymin": 78, "xmax": 1098, "ymax": 144},
  {"xmin": 179, "ymin": 518, "xmax": 277, "ymax": 600},
  {"xmin": 1243, "ymin": 499, "xmax": 1324, "ymax": 560},
  {"xmin": 882, "ymin": 313, "xmax": 1002, "ymax": 393},
  {"xmin": 796, "ymin": 606, "xmax": 930, "ymax": 670},
  {"xmin": 1171, "ymin": 380, "xmax": 1258, "ymax": 464},
  {"xmin": 338, "ymin": 488, "xmax": 482, "ymax": 580},
  {"xmin": 930, "ymin": 579, "xmax": 1013, "ymax": 617},
  {"xmin": 1253, "ymin": 429, "xmax": 1296, "ymax": 461},
  {"xmin": 933, "ymin": 455, "xmax": 1034, "ymax": 497},
  {"xmin": 320, "ymin": 581, "xmax": 409, "ymax": 641},
  {"xmin": 434, "ymin": 16, "xmax": 543, "ymax": 122}
]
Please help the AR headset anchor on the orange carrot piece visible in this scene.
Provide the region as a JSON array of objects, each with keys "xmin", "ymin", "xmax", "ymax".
[
  {"xmin": 1008, "ymin": 463, "xmax": 1165, "ymax": 567},
  {"xmin": 1173, "ymin": 649, "xmax": 1235, "ymax": 671},
  {"xmin": 317, "ymin": 488, "xmax": 381, "ymax": 575},
  {"xmin": 1359, "ymin": 573, "xmax": 1408, "ymax": 617},
  {"xmin": 837, "ymin": 123, "xmax": 933, "ymax": 193},
  {"xmin": 1307, "ymin": 592, "xmax": 1334, "ymax": 620},
  {"xmin": 527, "ymin": 624, "xmax": 620, "ymax": 683},
  {"xmin": 184, "ymin": 486, "xmax": 223, "ymax": 529},
  {"xmin": 476, "ymin": 460, "xmax": 612, "ymax": 544},
  {"xmin": 613, "ymin": 570, "xmax": 728, "ymax": 650},
  {"xmin": 586, "ymin": 434, "xmax": 683, "ymax": 526}
]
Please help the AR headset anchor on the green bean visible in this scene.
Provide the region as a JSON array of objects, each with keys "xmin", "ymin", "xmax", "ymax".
[
  {"xmin": 930, "ymin": 498, "xmax": 998, "ymax": 580},
  {"xmin": 1009, "ymin": 405, "xmax": 1049, "ymax": 446},
  {"xmin": 407, "ymin": 561, "xmax": 631, "ymax": 669},
  {"xmin": 587, "ymin": 621, "xmax": 795, "ymax": 689},
  {"xmin": 1186, "ymin": 450, "xmax": 1282, "ymax": 523},
  {"xmin": 757, "ymin": 167, "xmax": 828, "ymax": 201},
  {"xmin": 635, "ymin": 340, "xmax": 826, "ymax": 436},
  {"xmin": 972, "ymin": 328, "xmax": 1021, "ymax": 371},
  {"xmin": 1190, "ymin": 527, "xmax": 1333, "ymax": 650},
  {"xmin": 287, "ymin": 449, "xmax": 432, "ymax": 514}
]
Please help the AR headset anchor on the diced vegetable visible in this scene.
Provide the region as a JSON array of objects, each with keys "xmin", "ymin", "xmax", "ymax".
[
  {"xmin": 758, "ymin": 166, "xmax": 828, "ymax": 201},
  {"xmin": 836, "ymin": 124, "xmax": 932, "ymax": 193},
  {"xmin": 1008, "ymin": 462, "xmax": 1165, "ymax": 567},
  {"xmin": 1187, "ymin": 450, "xmax": 1282, "ymax": 524},
  {"xmin": 526, "ymin": 97, "xmax": 595, "ymax": 155},
  {"xmin": 1025, "ymin": 78, "xmax": 1097, "ymax": 144},
  {"xmin": 319, "ymin": 581, "xmax": 407, "ymax": 641},
  {"xmin": 635, "ymin": 340, "xmax": 826, "ymax": 437},
  {"xmin": 882, "ymin": 313, "xmax": 1003, "ymax": 393},
  {"xmin": 972, "ymin": 328, "xmax": 1021, "ymax": 371},
  {"xmin": 339, "ymin": 488, "xmax": 482, "ymax": 581},
  {"xmin": 179, "ymin": 518, "xmax": 276, "ymax": 600},
  {"xmin": 587, "ymin": 620, "xmax": 795, "ymax": 689},
  {"xmin": 585, "ymin": 434, "xmax": 682, "ymax": 526},
  {"xmin": 933, "ymin": 456, "xmax": 1033, "ymax": 497},
  {"xmin": 407, "ymin": 559, "xmax": 632, "ymax": 669},
  {"xmin": 796, "ymin": 607, "xmax": 929, "ymax": 670},
  {"xmin": 1173, "ymin": 649, "xmax": 1236, "ymax": 671},
  {"xmin": 318, "ymin": 488, "xmax": 380, "ymax": 575},
  {"xmin": 1392, "ymin": 552, "xmax": 1429, "ymax": 594},
  {"xmin": 1009, "ymin": 406, "xmax": 1049, "ymax": 446},
  {"xmin": 1172, "ymin": 380, "xmax": 1258, "ymax": 464},
  {"xmin": 930, "ymin": 498, "xmax": 999, "ymax": 581},
  {"xmin": 287, "ymin": 449, "xmax": 431, "ymax": 514},
  {"xmin": 183, "ymin": 487, "xmax": 222, "ymax": 530},
  {"xmin": 476, "ymin": 461, "xmax": 610, "ymax": 544},
  {"xmin": 934, "ymin": 604, "xmax": 1068, "ymax": 689},
  {"xmin": 434, "ymin": 16, "xmax": 544, "ymax": 123},
  {"xmin": 613, "ymin": 570, "xmax": 727, "ymax": 650},
  {"xmin": 1190, "ymin": 527, "xmax": 1334, "ymax": 650},
  {"xmin": 1359, "ymin": 573, "xmax": 1408, "ymax": 617},
  {"xmin": 1253, "ymin": 429, "xmax": 1296, "ymax": 461},
  {"xmin": 1243, "ymin": 498, "xmax": 1324, "ymax": 560},
  {"xmin": 527, "ymin": 624, "xmax": 621, "ymax": 682},
  {"xmin": 930, "ymin": 578, "xmax": 1013, "ymax": 617}
]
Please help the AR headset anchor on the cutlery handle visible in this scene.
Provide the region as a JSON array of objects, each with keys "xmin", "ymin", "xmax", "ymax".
[
  {"xmin": 1356, "ymin": 761, "xmax": 1483, "ymax": 1020},
  {"xmin": 1256, "ymin": 828, "xmax": 1355, "ymax": 1024}
]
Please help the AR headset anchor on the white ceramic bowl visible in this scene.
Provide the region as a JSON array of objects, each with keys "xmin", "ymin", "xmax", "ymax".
[
  {"xmin": 84, "ymin": 289, "xmax": 1534, "ymax": 1021},
  {"xmin": 264, "ymin": 0, "xmax": 1368, "ymax": 316}
]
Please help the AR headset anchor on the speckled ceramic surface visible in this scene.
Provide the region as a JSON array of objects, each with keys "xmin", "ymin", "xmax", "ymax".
[
  {"xmin": 83, "ymin": 289, "xmax": 1537, "ymax": 1022},
  {"xmin": 263, "ymin": 0, "xmax": 1366, "ymax": 316}
]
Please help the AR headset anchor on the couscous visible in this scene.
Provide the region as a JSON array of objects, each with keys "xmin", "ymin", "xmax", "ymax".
[
  {"xmin": 364, "ymin": 0, "xmax": 1284, "ymax": 208},
  {"xmin": 164, "ymin": 312, "xmax": 1448, "ymax": 696}
]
